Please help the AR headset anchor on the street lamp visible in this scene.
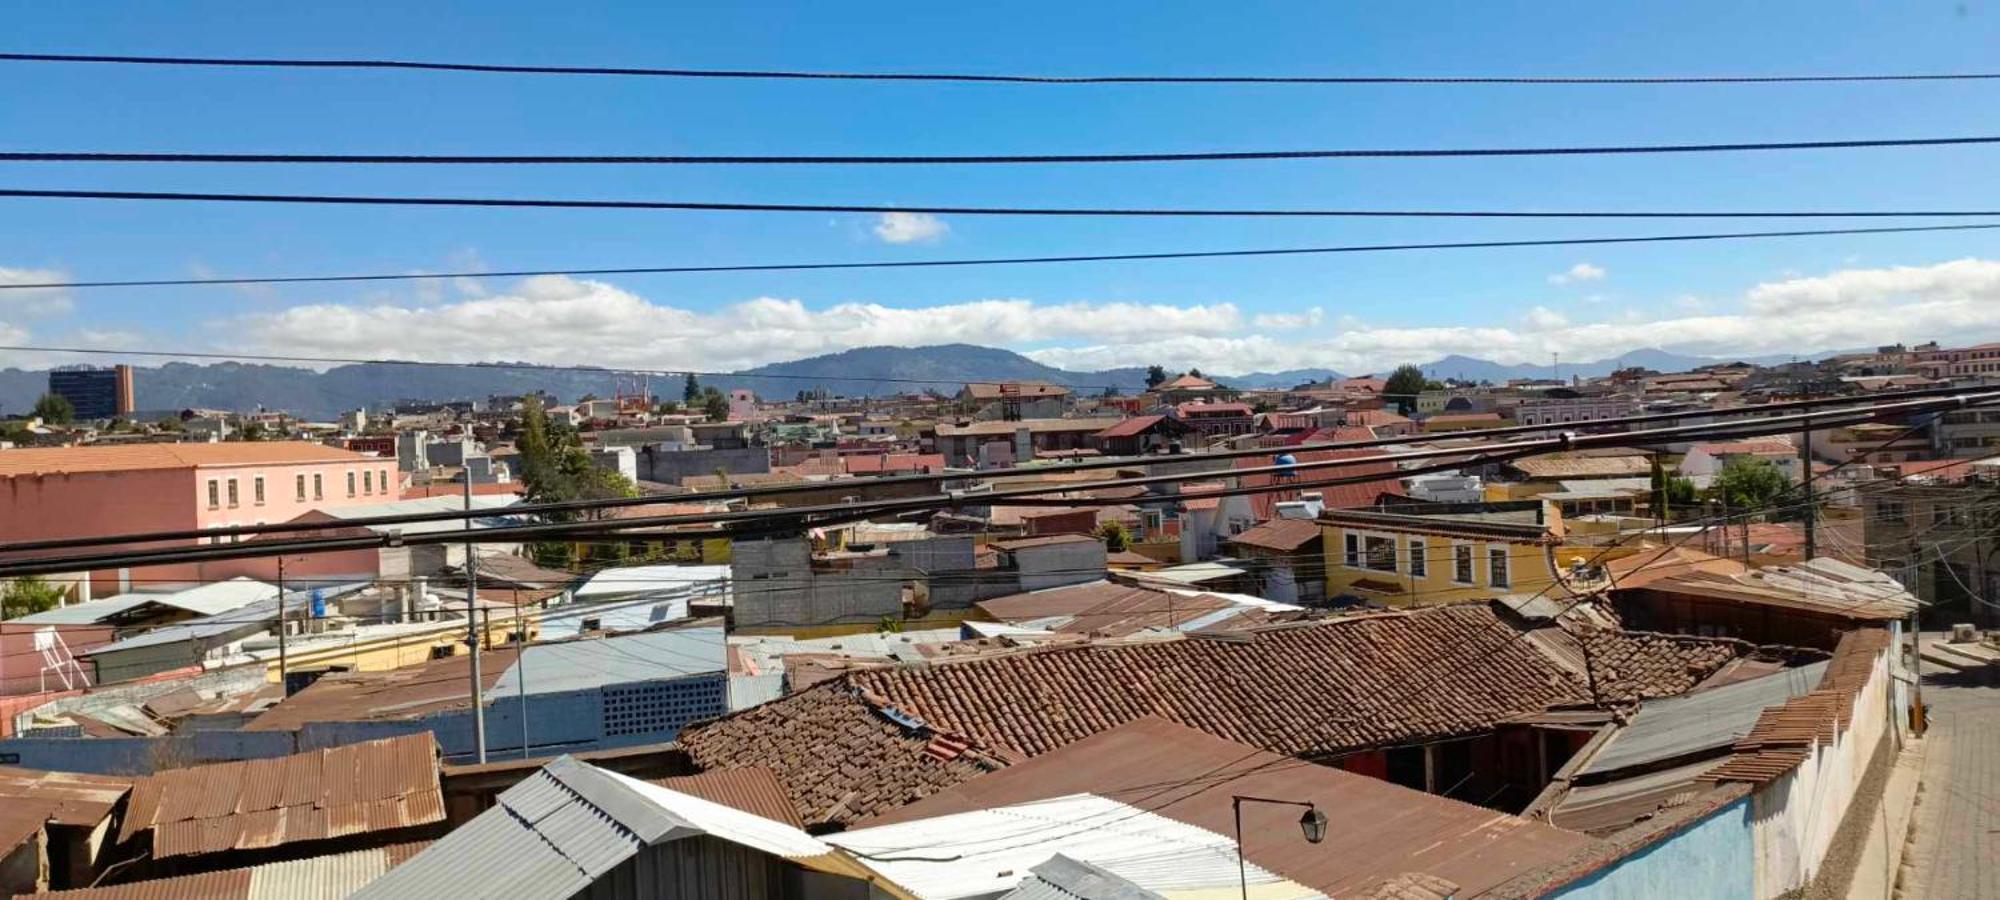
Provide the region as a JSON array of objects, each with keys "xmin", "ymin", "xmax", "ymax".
[{"xmin": 1232, "ymin": 795, "xmax": 1326, "ymax": 899}]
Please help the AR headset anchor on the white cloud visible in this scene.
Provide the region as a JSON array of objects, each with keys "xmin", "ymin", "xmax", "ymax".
[
  {"xmin": 872, "ymin": 212, "xmax": 950, "ymax": 244},
  {"xmin": 0, "ymin": 267, "xmax": 75, "ymax": 318},
  {"xmin": 216, "ymin": 277, "xmax": 1244, "ymax": 373},
  {"xmin": 1523, "ymin": 306, "xmax": 1569, "ymax": 329},
  {"xmin": 1252, "ymin": 307, "xmax": 1324, "ymax": 329},
  {"xmin": 20, "ymin": 255, "xmax": 2000, "ymax": 382},
  {"xmin": 1548, "ymin": 262, "xmax": 1606, "ymax": 285}
]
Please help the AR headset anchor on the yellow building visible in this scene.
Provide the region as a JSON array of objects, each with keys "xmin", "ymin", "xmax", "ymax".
[{"xmin": 1320, "ymin": 500, "xmax": 1572, "ymax": 607}]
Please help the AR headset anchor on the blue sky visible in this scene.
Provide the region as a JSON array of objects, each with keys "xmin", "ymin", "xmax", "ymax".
[{"xmin": 5, "ymin": 1, "xmax": 2000, "ymax": 375}]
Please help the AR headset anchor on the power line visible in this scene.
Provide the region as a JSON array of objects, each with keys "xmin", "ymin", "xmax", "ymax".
[
  {"xmin": 2, "ymin": 390, "xmax": 1985, "ymax": 578},
  {"xmin": 10, "ymin": 136, "xmax": 2000, "ymax": 166},
  {"xmin": 5, "ymin": 222, "xmax": 2000, "ymax": 292},
  {"xmin": 10, "ymin": 187, "xmax": 2000, "ymax": 221},
  {"xmin": 9, "ymin": 52, "xmax": 2000, "ymax": 86},
  {"xmin": 5, "ymin": 382, "xmax": 1978, "ymax": 554}
]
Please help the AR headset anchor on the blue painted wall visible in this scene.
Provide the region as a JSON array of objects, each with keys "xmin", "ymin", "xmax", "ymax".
[{"xmin": 1550, "ymin": 796, "xmax": 1755, "ymax": 899}]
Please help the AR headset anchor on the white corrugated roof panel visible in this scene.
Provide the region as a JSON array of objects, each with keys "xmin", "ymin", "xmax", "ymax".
[
  {"xmin": 599, "ymin": 768, "xmax": 832, "ymax": 859},
  {"xmin": 829, "ymin": 794, "xmax": 1320, "ymax": 900},
  {"xmin": 574, "ymin": 564, "xmax": 730, "ymax": 600},
  {"xmin": 488, "ymin": 625, "xmax": 726, "ymax": 698}
]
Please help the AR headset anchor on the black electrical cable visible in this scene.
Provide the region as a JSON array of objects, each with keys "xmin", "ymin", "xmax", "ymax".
[
  {"xmin": 3, "ymin": 382, "xmax": 1981, "ymax": 554},
  {"xmin": 9, "ymin": 136, "xmax": 2000, "ymax": 165},
  {"xmin": 8, "ymin": 186, "xmax": 2000, "ymax": 220},
  {"xmin": 8, "ymin": 52, "xmax": 1999, "ymax": 86},
  {"xmin": 4, "ymin": 223, "xmax": 2000, "ymax": 292}
]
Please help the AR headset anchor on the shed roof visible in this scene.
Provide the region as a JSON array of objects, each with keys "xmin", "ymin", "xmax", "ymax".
[
  {"xmin": 1226, "ymin": 517, "xmax": 1322, "ymax": 552},
  {"xmin": 486, "ymin": 625, "xmax": 727, "ymax": 697},
  {"xmin": 0, "ymin": 767, "xmax": 131, "ymax": 828},
  {"xmin": 857, "ymin": 717, "xmax": 1591, "ymax": 898},
  {"xmin": 245, "ymin": 648, "xmax": 522, "ymax": 732},
  {"xmin": 118, "ymin": 733, "xmax": 443, "ymax": 859},
  {"xmin": 650, "ymin": 767, "xmax": 805, "ymax": 829},
  {"xmin": 12, "ymin": 578, "xmax": 277, "ymax": 626},
  {"xmin": 1580, "ymin": 661, "xmax": 1829, "ymax": 777},
  {"xmin": 1638, "ymin": 557, "xmax": 1919, "ymax": 621},
  {"xmin": 39, "ymin": 841, "xmax": 430, "ymax": 900}
]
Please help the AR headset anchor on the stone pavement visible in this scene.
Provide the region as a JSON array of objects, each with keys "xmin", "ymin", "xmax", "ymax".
[{"xmin": 1897, "ymin": 661, "xmax": 1999, "ymax": 899}]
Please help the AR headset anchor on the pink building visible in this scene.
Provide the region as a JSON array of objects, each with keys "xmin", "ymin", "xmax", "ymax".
[{"xmin": 0, "ymin": 443, "xmax": 395, "ymax": 597}]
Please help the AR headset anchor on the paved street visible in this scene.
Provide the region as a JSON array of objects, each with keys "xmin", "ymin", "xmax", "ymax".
[{"xmin": 1899, "ymin": 661, "xmax": 2000, "ymax": 899}]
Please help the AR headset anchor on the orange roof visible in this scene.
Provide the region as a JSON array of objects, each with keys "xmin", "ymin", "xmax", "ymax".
[
  {"xmin": 0, "ymin": 442, "xmax": 371, "ymax": 478},
  {"xmin": 1157, "ymin": 373, "xmax": 1218, "ymax": 391}
]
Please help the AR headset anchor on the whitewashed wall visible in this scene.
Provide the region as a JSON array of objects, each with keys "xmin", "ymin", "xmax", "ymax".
[{"xmin": 1749, "ymin": 638, "xmax": 1903, "ymax": 898}]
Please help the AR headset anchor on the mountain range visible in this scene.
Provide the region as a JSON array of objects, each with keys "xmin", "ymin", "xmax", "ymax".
[{"xmin": 0, "ymin": 344, "xmax": 1805, "ymax": 420}]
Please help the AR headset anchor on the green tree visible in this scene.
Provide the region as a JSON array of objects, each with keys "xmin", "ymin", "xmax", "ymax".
[
  {"xmin": 2, "ymin": 422, "xmax": 33, "ymax": 445},
  {"xmin": 702, "ymin": 388, "xmax": 731, "ymax": 423},
  {"xmin": 1187, "ymin": 367, "xmax": 1204, "ymax": 380},
  {"xmin": 519, "ymin": 396, "xmax": 639, "ymax": 528},
  {"xmin": 32, "ymin": 393, "xmax": 74, "ymax": 425},
  {"xmin": 240, "ymin": 421, "xmax": 269, "ymax": 442},
  {"xmin": 682, "ymin": 372, "xmax": 701, "ymax": 404},
  {"xmin": 1712, "ymin": 457, "xmax": 1790, "ymax": 517},
  {"xmin": 1383, "ymin": 364, "xmax": 1429, "ymax": 414},
  {"xmin": 1144, "ymin": 365, "xmax": 1168, "ymax": 389},
  {"xmin": 3, "ymin": 576, "xmax": 65, "ymax": 619},
  {"xmin": 1097, "ymin": 521, "xmax": 1133, "ymax": 553},
  {"xmin": 1650, "ymin": 456, "xmax": 1698, "ymax": 519},
  {"xmin": 516, "ymin": 397, "xmax": 562, "ymax": 504},
  {"xmin": 155, "ymin": 415, "xmax": 183, "ymax": 432}
]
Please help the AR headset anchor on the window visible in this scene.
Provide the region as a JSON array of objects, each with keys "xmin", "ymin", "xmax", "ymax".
[
  {"xmin": 1409, "ymin": 539, "xmax": 1427, "ymax": 578},
  {"xmin": 1489, "ymin": 546, "xmax": 1511, "ymax": 588},
  {"xmin": 1344, "ymin": 533, "xmax": 1361, "ymax": 567},
  {"xmin": 225, "ymin": 479, "xmax": 239, "ymax": 508},
  {"xmin": 253, "ymin": 476, "xmax": 265, "ymax": 505},
  {"xmin": 381, "ymin": 469, "xmax": 392, "ymax": 495},
  {"xmin": 1876, "ymin": 500, "xmax": 1906, "ymax": 523},
  {"xmin": 313, "ymin": 474, "xmax": 323, "ymax": 500},
  {"xmin": 1454, "ymin": 544, "xmax": 1475, "ymax": 584},
  {"xmin": 363, "ymin": 470, "xmax": 373, "ymax": 495},
  {"xmin": 1364, "ymin": 535, "xmax": 1397, "ymax": 572},
  {"xmin": 346, "ymin": 471, "xmax": 356, "ymax": 497},
  {"xmin": 296, "ymin": 474, "xmax": 306, "ymax": 501},
  {"xmin": 206, "ymin": 479, "xmax": 220, "ymax": 509}
]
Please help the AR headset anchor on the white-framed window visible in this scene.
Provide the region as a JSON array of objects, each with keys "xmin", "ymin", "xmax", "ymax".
[
  {"xmin": 253, "ymin": 476, "xmax": 265, "ymax": 505},
  {"xmin": 346, "ymin": 471, "xmax": 357, "ymax": 497},
  {"xmin": 1489, "ymin": 545, "xmax": 1511, "ymax": 588},
  {"xmin": 1409, "ymin": 538, "xmax": 1427, "ymax": 578},
  {"xmin": 1453, "ymin": 544, "xmax": 1475, "ymax": 585},
  {"xmin": 206, "ymin": 479, "xmax": 220, "ymax": 509},
  {"xmin": 295, "ymin": 474, "xmax": 306, "ymax": 501},
  {"xmin": 1343, "ymin": 532, "xmax": 1361, "ymax": 567},
  {"xmin": 313, "ymin": 473, "xmax": 323, "ymax": 500},
  {"xmin": 226, "ymin": 478, "xmax": 239, "ymax": 508},
  {"xmin": 363, "ymin": 470, "xmax": 373, "ymax": 495}
]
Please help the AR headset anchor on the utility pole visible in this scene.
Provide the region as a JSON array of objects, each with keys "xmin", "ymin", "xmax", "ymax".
[
  {"xmin": 1800, "ymin": 411, "xmax": 1817, "ymax": 560},
  {"xmin": 465, "ymin": 476, "xmax": 487, "ymax": 764},
  {"xmin": 276, "ymin": 557, "xmax": 289, "ymax": 693},
  {"xmin": 514, "ymin": 588, "xmax": 530, "ymax": 760}
]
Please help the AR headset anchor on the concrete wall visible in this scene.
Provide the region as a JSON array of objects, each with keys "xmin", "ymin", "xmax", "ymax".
[
  {"xmin": 1013, "ymin": 541, "xmax": 1107, "ymax": 592},
  {"xmin": 1748, "ymin": 636, "xmax": 1901, "ymax": 898},
  {"xmin": 1548, "ymin": 797, "xmax": 1756, "ymax": 899},
  {"xmin": 0, "ymin": 729, "xmax": 298, "ymax": 775},
  {"xmin": 636, "ymin": 446, "xmax": 769, "ymax": 485}
]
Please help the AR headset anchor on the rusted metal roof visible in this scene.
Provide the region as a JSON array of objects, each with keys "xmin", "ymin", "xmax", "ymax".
[
  {"xmin": 244, "ymin": 648, "xmax": 520, "ymax": 732},
  {"xmin": 651, "ymin": 766, "xmax": 806, "ymax": 828},
  {"xmin": 118, "ymin": 734, "xmax": 444, "ymax": 859},
  {"xmin": 38, "ymin": 841, "xmax": 430, "ymax": 899},
  {"xmin": 0, "ymin": 797, "xmax": 60, "ymax": 854},
  {"xmin": 0, "ymin": 767, "xmax": 131, "ymax": 827},
  {"xmin": 1638, "ymin": 558, "xmax": 1919, "ymax": 622},
  {"xmin": 854, "ymin": 716, "xmax": 1590, "ymax": 898},
  {"xmin": 1703, "ymin": 628, "xmax": 1892, "ymax": 785}
]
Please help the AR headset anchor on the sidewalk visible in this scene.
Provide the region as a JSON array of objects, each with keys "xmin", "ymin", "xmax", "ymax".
[{"xmin": 1844, "ymin": 737, "xmax": 1924, "ymax": 900}]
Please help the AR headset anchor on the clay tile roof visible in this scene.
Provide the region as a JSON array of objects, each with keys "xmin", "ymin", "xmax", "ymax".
[
  {"xmin": 1233, "ymin": 448, "xmax": 1408, "ymax": 519},
  {"xmin": 1703, "ymin": 628, "xmax": 1891, "ymax": 785},
  {"xmin": 963, "ymin": 381, "xmax": 1071, "ymax": 400},
  {"xmin": 678, "ymin": 681, "xmax": 997, "ymax": 827},
  {"xmin": 117, "ymin": 733, "xmax": 443, "ymax": 860},
  {"xmin": 682, "ymin": 604, "xmax": 1642, "ymax": 827},
  {"xmin": 1226, "ymin": 517, "xmax": 1322, "ymax": 552},
  {"xmin": 1574, "ymin": 628, "xmax": 1743, "ymax": 704},
  {"xmin": 1093, "ymin": 414, "xmax": 1170, "ymax": 438},
  {"xmin": 1158, "ymin": 374, "xmax": 1218, "ymax": 391},
  {"xmin": 1509, "ymin": 455, "xmax": 1654, "ymax": 479}
]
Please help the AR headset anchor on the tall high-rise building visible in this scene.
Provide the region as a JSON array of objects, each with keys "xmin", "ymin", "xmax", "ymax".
[{"xmin": 47, "ymin": 364, "xmax": 135, "ymax": 420}]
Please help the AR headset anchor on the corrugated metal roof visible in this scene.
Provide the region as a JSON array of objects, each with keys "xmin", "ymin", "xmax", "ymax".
[
  {"xmin": 245, "ymin": 647, "xmax": 521, "ymax": 731},
  {"xmin": 0, "ymin": 767, "xmax": 131, "ymax": 826},
  {"xmin": 40, "ymin": 869, "xmax": 254, "ymax": 900},
  {"xmin": 357, "ymin": 756, "xmax": 849, "ymax": 900},
  {"xmin": 84, "ymin": 582, "xmax": 370, "ymax": 656},
  {"xmin": 119, "ymin": 733, "xmax": 442, "ymax": 859},
  {"xmin": 831, "ymin": 793, "xmax": 1316, "ymax": 900},
  {"xmin": 43, "ymin": 840, "xmax": 434, "ymax": 900},
  {"xmin": 0, "ymin": 797, "xmax": 59, "ymax": 854},
  {"xmin": 998, "ymin": 855, "xmax": 1166, "ymax": 900},
  {"xmin": 1581, "ymin": 661, "xmax": 1828, "ymax": 776},
  {"xmin": 650, "ymin": 767, "xmax": 806, "ymax": 828},
  {"xmin": 486, "ymin": 625, "xmax": 725, "ymax": 698},
  {"xmin": 572, "ymin": 563, "xmax": 729, "ymax": 600},
  {"xmin": 1641, "ymin": 557, "xmax": 1920, "ymax": 621},
  {"xmin": 855, "ymin": 717, "xmax": 1588, "ymax": 898},
  {"xmin": 1549, "ymin": 758, "xmax": 1731, "ymax": 837}
]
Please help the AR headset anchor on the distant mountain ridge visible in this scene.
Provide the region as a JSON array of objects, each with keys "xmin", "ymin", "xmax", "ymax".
[{"xmin": 0, "ymin": 344, "xmax": 1814, "ymax": 420}]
